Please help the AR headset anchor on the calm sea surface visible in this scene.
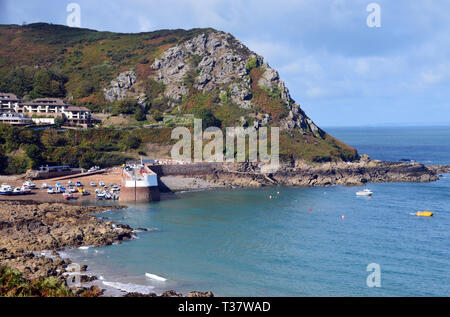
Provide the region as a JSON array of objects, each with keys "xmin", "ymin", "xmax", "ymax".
[{"xmin": 66, "ymin": 126, "xmax": 450, "ymax": 296}]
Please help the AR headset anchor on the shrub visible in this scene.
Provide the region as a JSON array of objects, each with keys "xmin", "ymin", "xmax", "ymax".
[
  {"xmin": 151, "ymin": 109, "xmax": 164, "ymax": 121},
  {"xmin": 121, "ymin": 134, "xmax": 141, "ymax": 150},
  {"xmin": 0, "ymin": 265, "xmax": 73, "ymax": 297},
  {"xmin": 112, "ymin": 98, "xmax": 138, "ymax": 115},
  {"xmin": 4, "ymin": 156, "xmax": 30, "ymax": 174},
  {"xmin": 192, "ymin": 106, "xmax": 221, "ymax": 129},
  {"xmin": 245, "ymin": 57, "xmax": 258, "ymax": 72},
  {"xmin": 134, "ymin": 107, "xmax": 147, "ymax": 121}
]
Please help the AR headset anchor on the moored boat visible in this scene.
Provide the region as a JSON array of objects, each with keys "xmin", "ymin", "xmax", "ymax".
[
  {"xmin": 20, "ymin": 185, "xmax": 32, "ymax": 194},
  {"xmin": 12, "ymin": 187, "xmax": 24, "ymax": 195},
  {"xmin": 63, "ymin": 192, "xmax": 73, "ymax": 200},
  {"xmin": 0, "ymin": 183, "xmax": 13, "ymax": 195},
  {"xmin": 416, "ymin": 211, "xmax": 433, "ymax": 217},
  {"xmin": 356, "ymin": 189, "xmax": 373, "ymax": 196},
  {"xmin": 23, "ymin": 181, "xmax": 36, "ymax": 189}
]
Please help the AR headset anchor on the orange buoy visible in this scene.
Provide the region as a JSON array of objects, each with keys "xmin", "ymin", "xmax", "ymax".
[{"xmin": 309, "ymin": 208, "xmax": 312, "ymax": 211}]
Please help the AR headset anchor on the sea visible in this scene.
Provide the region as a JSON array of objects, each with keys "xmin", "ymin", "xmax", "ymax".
[{"xmin": 65, "ymin": 126, "xmax": 450, "ymax": 296}]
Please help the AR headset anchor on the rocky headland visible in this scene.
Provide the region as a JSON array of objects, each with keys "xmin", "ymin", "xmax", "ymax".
[{"xmin": 155, "ymin": 157, "xmax": 450, "ymax": 191}]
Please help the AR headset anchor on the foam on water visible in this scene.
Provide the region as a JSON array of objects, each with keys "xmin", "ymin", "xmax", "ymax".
[
  {"xmin": 102, "ymin": 281, "xmax": 155, "ymax": 294},
  {"xmin": 145, "ymin": 273, "xmax": 167, "ymax": 282}
]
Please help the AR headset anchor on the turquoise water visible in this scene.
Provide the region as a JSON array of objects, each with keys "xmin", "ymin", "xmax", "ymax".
[{"xmin": 67, "ymin": 126, "xmax": 450, "ymax": 296}]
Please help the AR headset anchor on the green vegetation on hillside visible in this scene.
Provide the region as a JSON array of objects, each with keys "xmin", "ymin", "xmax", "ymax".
[
  {"xmin": 0, "ymin": 124, "xmax": 174, "ymax": 174},
  {"xmin": 0, "ymin": 265, "xmax": 72, "ymax": 297}
]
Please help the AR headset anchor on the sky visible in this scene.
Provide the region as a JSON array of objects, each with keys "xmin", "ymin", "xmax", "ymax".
[{"xmin": 1, "ymin": 0, "xmax": 449, "ymax": 127}]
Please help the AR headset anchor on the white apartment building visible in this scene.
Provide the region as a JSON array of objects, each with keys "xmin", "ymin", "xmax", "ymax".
[{"xmin": 0, "ymin": 94, "xmax": 93, "ymax": 127}]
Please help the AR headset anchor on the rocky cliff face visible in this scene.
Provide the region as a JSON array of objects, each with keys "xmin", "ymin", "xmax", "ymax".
[
  {"xmin": 103, "ymin": 70, "xmax": 137, "ymax": 102},
  {"xmin": 150, "ymin": 31, "xmax": 322, "ymax": 134}
]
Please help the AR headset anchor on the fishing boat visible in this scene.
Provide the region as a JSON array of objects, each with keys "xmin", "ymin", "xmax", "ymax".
[
  {"xmin": 90, "ymin": 181, "xmax": 97, "ymax": 187},
  {"xmin": 47, "ymin": 186, "xmax": 54, "ymax": 194},
  {"xmin": 356, "ymin": 189, "xmax": 373, "ymax": 196},
  {"xmin": 41, "ymin": 182, "xmax": 48, "ymax": 189},
  {"xmin": 0, "ymin": 183, "xmax": 13, "ymax": 195}
]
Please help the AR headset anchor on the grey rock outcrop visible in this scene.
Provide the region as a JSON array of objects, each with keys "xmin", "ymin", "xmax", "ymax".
[
  {"xmin": 151, "ymin": 32, "xmax": 255, "ymax": 107},
  {"xmin": 103, "ymin": 70, "xmax": 137, "ymax": 102},
  {"xmin": 151, "ymin": 31, "xmax": 322, "ymax": 135}
]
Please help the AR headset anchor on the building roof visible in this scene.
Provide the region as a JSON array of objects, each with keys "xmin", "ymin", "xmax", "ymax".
[
  {"xmin": 65, "ymin": 106, "xmax": 91, "ymax": 112},
  {"xmin": 0, "ymin": 93, "xmax": 20, "ymax": 101},
  {"xmin": 32, "ymin": 98, "xmax": 67, "ymax": 105}
]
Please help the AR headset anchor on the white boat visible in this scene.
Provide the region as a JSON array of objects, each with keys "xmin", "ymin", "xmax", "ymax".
[
  {"xmin": 47, "ymin": 187, "xmax": 54, "ymax": 194},
  {"xmin": 90, "ymin": 182, "xmax": 97, "ymax": 187},
  {"xmin": 23, "ymin": 181, "xmax": 36, "ymax": 189},
  {"xmin": 41, "ymin": 182, "xmax": 48, "ymax": 189},
  {"xmin": 63, "ymin": 192, "xmax": 73, "ymax": 200},
  {"xmin": 12, "ymin": 187, "xmax": 24, "ymax": 195},
  {"xmin": 356, "ymin": 189, "xmax": 373, "ymax": 196},
  {"xmin": 20, "ymin": 186, "xmax": 32, "ymax": 194},
  {"xmin": 96, "ymin": 192, "xmax": 106, "ymax": 199},
  {"xmin": 0, "ymin": 183, "xmax": 13, "ymax": 195}
]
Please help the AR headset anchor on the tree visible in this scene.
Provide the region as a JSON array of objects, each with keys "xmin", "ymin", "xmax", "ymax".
[
  {"xmin": 25, "ymin": 144, "xmax": 44, "ymax": 169},
  {"xmin": 54, "ymin": 117, "xmax": 65, "ymax": 128},
  {"xmin": 0, "ymin": 152, "xmax": 8, "ymax": 173},
  {"xmin": 30, "ymin": 69, "xmax": 66, "ymax": 98},
  {"xmin": 134, "ymin": 107, "xmax": 147, "ymax": 121},
  {"xmin": 113, "ymin": 98, "xmax": 138, "ymax": 115},
  {"xmin": 192, "ymin": 106, "xmax": 221, "ymax": 129}
]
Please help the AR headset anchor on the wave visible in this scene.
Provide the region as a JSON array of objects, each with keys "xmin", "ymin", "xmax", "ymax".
[
  {"xmin": 78, "ymin": 246, "xmax": 91, "ymax": 250},
  {"xmin": 145, "ymin": 272, "xmax": 167, "ymax": 282},
  {"xmin": 102, "ymin": 281, "xmax": 155, "ymax": 294}
]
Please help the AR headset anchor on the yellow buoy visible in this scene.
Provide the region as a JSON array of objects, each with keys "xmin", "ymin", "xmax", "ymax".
[{"xmin": 416, "ymin": 211, "xmax": 434, "ymax": 217}]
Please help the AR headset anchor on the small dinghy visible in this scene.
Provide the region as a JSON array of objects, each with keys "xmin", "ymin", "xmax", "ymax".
[
  {"xmin": 416, "ymin": 211, "xmax": 433, "ymax": 217},
  {"xmin": 63, "ymin": 192, "xmax": 73, "ymax": 200}
]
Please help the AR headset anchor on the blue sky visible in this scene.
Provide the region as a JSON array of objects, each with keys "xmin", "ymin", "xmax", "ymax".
[{"xmin": 1, "ymin": 0, "xmax": 449, "ymax": 127}]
